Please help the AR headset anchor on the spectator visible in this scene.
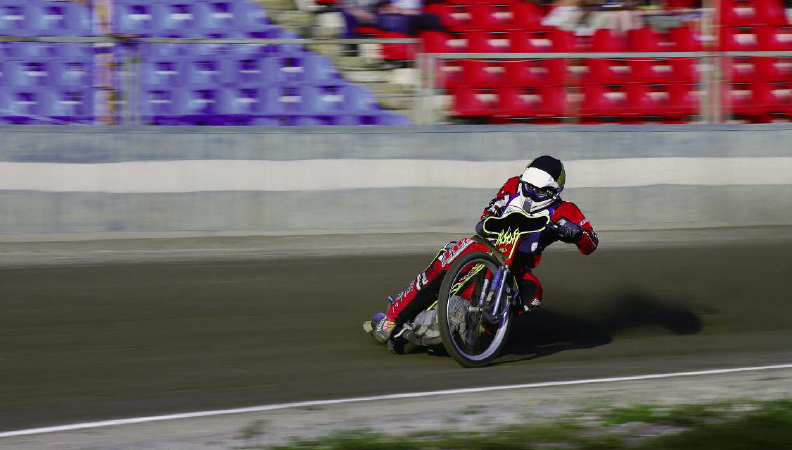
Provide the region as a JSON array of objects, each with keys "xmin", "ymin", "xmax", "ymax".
[
  {"xmin": 541, "ymin": 0, "xmax": 589, "ymax": 32},
  {"xmin": 375, "ymin": 0, "xmax": 445, "ymax": 35},
  {"xmin": 340, "ymin": 0, "xmax": 379, "ymax": 39}
]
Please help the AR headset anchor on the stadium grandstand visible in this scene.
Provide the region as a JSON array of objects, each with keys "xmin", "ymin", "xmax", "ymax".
[
  {"xmin": 0, "ymin": 0, "xmax": 790, "ymax": 124},
  {"xmin": 0, "ymin": 0, "xmax": 412, "ymax": 125}
]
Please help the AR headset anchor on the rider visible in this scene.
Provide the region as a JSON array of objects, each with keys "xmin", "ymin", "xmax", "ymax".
[{"xmin": 372, "ymin": 155, "xmax": 599, "ymax": 344}]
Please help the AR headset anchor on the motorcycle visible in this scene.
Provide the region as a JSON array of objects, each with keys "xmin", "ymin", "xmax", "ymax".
[{"xmin": 364, "ymin": 209, "xmax": 551, "ymax": 368}]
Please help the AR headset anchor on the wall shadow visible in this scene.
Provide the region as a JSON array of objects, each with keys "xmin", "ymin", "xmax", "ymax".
[{"xmin": 496, "ymin": 291, "xmax": 703, "ymax": 364}]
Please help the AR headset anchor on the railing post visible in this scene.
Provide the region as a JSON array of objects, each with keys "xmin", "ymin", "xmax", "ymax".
[
  {"xmin": 414, "ymin": 51, "xmax": 425, "ymax": 125},
  {"xmin": 427, "ymin": 53, "xmax": 436, "ymax": 125}
]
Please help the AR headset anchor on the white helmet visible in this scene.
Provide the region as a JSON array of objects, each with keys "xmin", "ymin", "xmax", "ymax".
[{"xmin": 520, "ymin": 155, "xmax": 566, "ymax": 212}]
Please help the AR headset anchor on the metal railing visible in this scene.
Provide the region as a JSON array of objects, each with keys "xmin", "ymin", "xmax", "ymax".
[
  {"xmin": 0, "ymin": 36, "xmax": 421, "ymax": 126},
  {"xmin": 419, "ymin": 50, "xmax": 792, "ymax": 125},
  {"xmin": 2, "ymin": 36, "xmax": 792, "ymax": 126}
]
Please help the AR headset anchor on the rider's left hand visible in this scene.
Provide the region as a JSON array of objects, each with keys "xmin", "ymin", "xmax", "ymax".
[{"xmin": 552, "ymin": 218, "xmax": 583, "ymax": 243}]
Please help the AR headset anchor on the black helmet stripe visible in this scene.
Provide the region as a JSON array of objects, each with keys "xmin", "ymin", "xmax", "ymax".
[{"xmin": 528, "ymin": 155, "xmax": 565, "ymax": 182}]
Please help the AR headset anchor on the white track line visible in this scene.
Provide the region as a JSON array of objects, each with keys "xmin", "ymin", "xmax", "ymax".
[{"xmin": 2, "ymin": 363, "xmax": 792, "ymax": 439}]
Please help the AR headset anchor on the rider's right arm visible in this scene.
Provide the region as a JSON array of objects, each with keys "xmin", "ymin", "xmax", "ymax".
[{"xmin": 480, "ymin": 176, "xmax": 521, "ymax": 221}]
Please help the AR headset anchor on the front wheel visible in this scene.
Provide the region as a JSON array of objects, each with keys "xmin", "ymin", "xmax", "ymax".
[{"xmin": 437, "ymin": 251, "xmax": 512, "ymax": 368}]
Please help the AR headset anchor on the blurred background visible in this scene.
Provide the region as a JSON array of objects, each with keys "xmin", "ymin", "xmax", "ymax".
[
  {"xmin": 2, "ymin": 1, "xmax": 792, "ymax": 449},
  {"xmin": 0, "ymin": 0, "xmax": 790, "ymax": 125}
]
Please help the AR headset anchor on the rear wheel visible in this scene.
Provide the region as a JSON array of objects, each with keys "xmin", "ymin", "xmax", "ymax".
[{"xmin": 437, "ymin": 251, "xmax": 512, "ymax": 368}]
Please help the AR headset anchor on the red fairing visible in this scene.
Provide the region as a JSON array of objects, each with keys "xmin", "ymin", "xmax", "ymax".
[
  {"xmin": 481, "ymin": 176, "xmax": 521, "ymax": 220},
  {"xmin": 552, "ymin": 202, "xmax": 599, "ymax": 255}
]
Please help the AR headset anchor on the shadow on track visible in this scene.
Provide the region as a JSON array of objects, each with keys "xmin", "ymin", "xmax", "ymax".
[{"xmin": 495, "ymin": 291, "xmax": 703, "ymax": 364}]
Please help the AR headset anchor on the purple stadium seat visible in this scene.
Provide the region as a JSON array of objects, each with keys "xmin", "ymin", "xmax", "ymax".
[
  {"xmin": 4, "ymin": 42, "xmax": 58, "ymax": 59},
  {"xmin": 50, "ymin": 61, "xmax": 92, "ymax": 87},
  {"xmin": 232, "ymin": 58, "xmax": 265, "ymax": 85},
  {"xmin": 304, "ymin": 55, "xmax": 341, "ymax": 84},
  {"xmin": 371, "ymin": 113, "xmax": 411, "ymax": 125},
  {"xmin": 141, "ymin": 59, "xmax": 186, "ymax": 87},
  {"xmin": 341, "ymin": 84, "xmax": 377, "ymax": 112},
  {"xmin": 114, "ymin": 3, "xmax": 156, "ymax": 34},
  {"xmin": 42, "ymin": 88, "xmax": 93, "ymax": 119},
  {"xmin": 2, "ymin": 61, "xmax": 49, "ymax": 87},
  {"xmin": 141, "ymin": 88, "xmax": 182, "ymax": 119},
  {"xmin": 152, "ymin": 3, "xmax": 200, "ymax": 35},
  {"xmin": 213, "ymin": 87, "xmax": 261, "ymax": 116},
  {"xmin": 184, "ymin": 58, "xmax": 234, "ymax": 87}
]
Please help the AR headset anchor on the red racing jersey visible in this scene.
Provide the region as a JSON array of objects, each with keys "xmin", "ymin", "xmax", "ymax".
[{"xmin": 480, "ymin": 176, "xmax": 598, "ymax": 268}]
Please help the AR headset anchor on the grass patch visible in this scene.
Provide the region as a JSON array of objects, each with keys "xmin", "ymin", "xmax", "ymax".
[
  {"xmin": 639, "ymin": 400, "xmax": 792, "ymax": 450},
  {"xmin": 243, "ymin": 400, "xmax": 792, "ymax": 450}
]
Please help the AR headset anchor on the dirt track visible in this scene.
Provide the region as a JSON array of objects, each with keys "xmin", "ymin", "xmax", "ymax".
[{"xmin": 2, "ymin": 232, "xmax": 792, "ymax": 435}]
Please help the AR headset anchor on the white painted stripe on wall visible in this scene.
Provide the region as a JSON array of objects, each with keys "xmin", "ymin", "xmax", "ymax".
[
  {"xmin": 0, "ymin": 157, "xmax": 789, "ymax": 193},
  {"xmin": 1, "ymin": 363, "xmax": 792, "ymax": 438}
]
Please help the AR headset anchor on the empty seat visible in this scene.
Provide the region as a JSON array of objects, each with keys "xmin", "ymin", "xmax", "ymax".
[
  {"xmin": 114, "ymin": 3, "xmax": 156, "ymax": 34},
  {"xmin": 451, "ymin": 87, "xmax": 500, "ymax": 117},
  {"xmin": 720, "ymin": 27, "xmax": 760, "ymax": 51},
  {"xmin": 756, "ymin": 0, "xmax": 787, "ymax": 26},
  {"xmin": 511, "ymin": 2, "xmax": 545, "ymax": 31},
  {"xmin": 184, "ymin": 58, "xmax": 234, "ymax": 86},
  {"xmin": 757, "ymin": 25, "xmax": 792, "ymax": 51},
  {"xmin": 725, "ymin": 56, "xmax": 760, "ymax": 82},
  {"xmin": 49, "ymin": 61, "xmax": 92, "ymax": 87},
  {"xmin": 498, "ymin": 85, "xmax": 566, "ymax": 119},
  {"xmin": 231, "ymin": 58, "xmax": 265, "ymax": 86},
  {"xmin": 1, "ymin": 61, "xmax": 50, "ymax": 87},
  {"xmin": 141, "ymin": 60, "xmax": 187, "ymax": 87},
  {"xmin": 424, "ymin": 4, "xmax": 470, "ymax": 33},
  {"xmin": 583, "ymin": 29, "xmax": 632, "ymax": 85},
  {"xmin": 579, "ymin": 84, "xmax": 629, "ymax": 122},
  {"xmin": 468, "ymin": 3, "xmax": 514, "ymax": 32},
  {"xmin": 42, "ymin": 88, "xmax": 94, "ymax": 119},
  {"xmin": 152, "ymin": 3, "xmax": 200, "ymax": 35},
  {"xmin": 720, "ymin": 0, "xmax": 760, "ymax": 27},
  {"xmin": 755, "ymin": 56, "xmax": 792, "ymax": 81},
  {"xmin": 668, "ymin": 83, "xmax": 701, "ymax": 119}
]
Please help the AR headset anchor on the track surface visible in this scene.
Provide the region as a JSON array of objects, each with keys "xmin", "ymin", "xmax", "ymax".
[{"xmin": 2, "ymin": 239, "xmax": 792, "ymax": 432}]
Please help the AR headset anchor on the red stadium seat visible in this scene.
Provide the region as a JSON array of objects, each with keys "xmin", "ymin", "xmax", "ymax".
[
  {"xmin": 511, "ymin": 2, "xmax": 546, "ymax": 31},
  {"xmin": 669, "ymin": 26, "xmax": 702, "ymax": 82},
  {"xmin": 756, "ymin": 0, "xmax": 788, "ymax": 26},
  {"xmin": 424, "ymin": 4, "xmax": 470, "ymax": 33},
  {"xmin": 720, "ymin": 0, "xmax": 760, "ymax": 27},
  {"xmin": 465, "ymin": 31, "xmax": 510, "ymax": 53},
  {"xmin": 668, "ymin": 83, "xmax": 701, "ymax": 119},
  {"xmin": 499, "ymin": 85, "xmax": 566, "ymax": 119},
  {"xmin": 583, "ymin": 29, "xmax": 632, "ymax": 85},
  {"xmin": 670, "ymin": 25, "xmax": 702, "ymax": 51},
  {"xmin": 579, "ymin": 84, "xmax": 629, "ymax": 121},
  {"xmin": 468, "ymin": 3, "xmax": 514, "ymax": 31},
  {"xmin": 757, "ymin": 25, "xmax": 792, "ymax": 50},
  {"xmin": 451, "ymin": 87, "xmax": 500, "ymax": 117},
  {"xmin": 756, "ymin": 56, "xmax": 792, "ymax": 81},
  {"xmin": 461, "ymin": 59, "xmax": 508, "ymax": 87},
  {"xmin": 725, "ymin": 82, "xmax": 771, "ymax": 121},
  {"xmin": 421, "ymin": 31, "xmax": 454, "ymax": 53},
  {"xmin": 628, "ymin": 28, "xmax": 676, "ymax": 83},
  {"xmin": 719, "ymin": 26, "xmax": 760, "ymax": 51},
  {"xmin": 725, "ymin": 56, "xmax": 761, "ymax": 82}
]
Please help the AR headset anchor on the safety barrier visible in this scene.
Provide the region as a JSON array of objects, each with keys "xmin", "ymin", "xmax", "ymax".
[{"xmin": 1, "ymin": 124, "xmax": 791, "ymax": 234}]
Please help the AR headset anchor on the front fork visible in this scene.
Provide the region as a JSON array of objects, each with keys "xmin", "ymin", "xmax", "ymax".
[{"xmin": 477, "ymin": 266, "xmax": 511, "ymax": 325}]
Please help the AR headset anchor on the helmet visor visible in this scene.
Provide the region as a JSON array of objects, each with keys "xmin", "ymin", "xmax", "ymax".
[{"xmin": 521, "ymin": 181, "xmax": 557, "ymax": 202}]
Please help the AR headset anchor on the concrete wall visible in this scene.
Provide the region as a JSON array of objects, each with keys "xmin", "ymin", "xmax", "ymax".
[{"xmin": 1, "ymin": 124, "xmax": 791, "ymax": 234}]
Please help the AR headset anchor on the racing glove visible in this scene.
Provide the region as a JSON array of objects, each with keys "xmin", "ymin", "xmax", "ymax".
[{"xmin": 551, "ymin": 218, "xmax": 583, "ymax": 243}]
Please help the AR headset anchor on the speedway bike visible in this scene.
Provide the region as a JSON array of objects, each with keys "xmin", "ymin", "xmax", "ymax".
[{"xmin": 368, "ymin": 209, "xmax": 551, "ymax": 368}]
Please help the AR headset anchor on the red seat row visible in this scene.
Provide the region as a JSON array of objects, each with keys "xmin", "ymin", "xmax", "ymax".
[
  {"xmin": 451, "ymin": 84, "xmax": 701, "ymax": 121},
  {"xmin": 720, "ymin": 25, "xmax": 792, "ymax": 51},
  {"xmin": 424, "ymin": 2, "xmax": 546, "ymax": 33},
  {"xmin": 720, "ymin": 0, "xmax": 788, "ymax": 27},
  {"xmin": 421, "ymin": 27, "xmax": 700, "ymax": 54},
  {"xmin": 451, "ymin": 82, "xmax": 792, "ymax": 123}
]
